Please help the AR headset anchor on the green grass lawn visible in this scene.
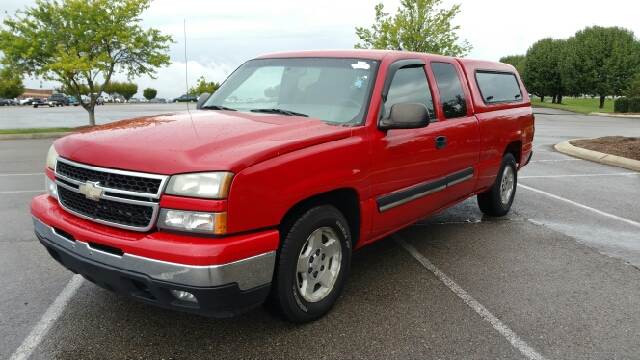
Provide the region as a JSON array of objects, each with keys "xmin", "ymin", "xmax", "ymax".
[
  {"xmin": 531, "ymin": 97, "xmax": 614, "ymax": 114},
  {"xmin": 0, "ymin": 127, "xmax": 73, "ymax": 135}
]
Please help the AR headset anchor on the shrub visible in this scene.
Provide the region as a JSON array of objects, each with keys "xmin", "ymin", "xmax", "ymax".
[
  {"xmin": 614, "ymin": 97, "xmax": 629, "ymax": 113},
  {"xmin": 628, "ymin": 97, "xmax": 640, "ymax": 113}
]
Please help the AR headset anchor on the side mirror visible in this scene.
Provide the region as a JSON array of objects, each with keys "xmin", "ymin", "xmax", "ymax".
[
  {"xmin": 196, "ymin": 93, "xmax": 211, "ymax": 109},
  {"xmin": 379, "ymin": 103, "xmax": 430, "ymax": 130}
]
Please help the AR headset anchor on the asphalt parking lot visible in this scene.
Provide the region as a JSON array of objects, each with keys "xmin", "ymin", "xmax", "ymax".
[
  {"xmin": 0, "ymin": 103, "xmax": 190, "ymax": 129},
  {"xmin": 1, "ymin": 107, "xmax": 640, "ymax": 359}
]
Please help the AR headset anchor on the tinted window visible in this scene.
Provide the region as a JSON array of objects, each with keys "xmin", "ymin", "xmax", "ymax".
[
  {"xmin": 384, "ymin": 66, "xmax": 434, "ymax": 120},
  {"xmin": 475, "ymin": 71, "xmax": 522, "ymax": 103},
  {"xmin": 431, "ymin": 62, "xmax": 467, "ymax": 118}
]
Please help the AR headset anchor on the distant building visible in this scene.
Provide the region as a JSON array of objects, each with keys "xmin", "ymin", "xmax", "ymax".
[{"xmin": 19, "ymin": 88, "xmax": 53, "ymax": 99}]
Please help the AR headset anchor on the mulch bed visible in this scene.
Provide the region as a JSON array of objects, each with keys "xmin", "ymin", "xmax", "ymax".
[{"xmin": 571, "ymin": 136, "xmax": 640, "ymax": 161}]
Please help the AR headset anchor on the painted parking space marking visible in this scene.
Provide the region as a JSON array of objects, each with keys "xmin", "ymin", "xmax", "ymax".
[
  {"xmin": 529, "ymin": 159, "xmax": 582, "ymax": 163},
  {"xmin": 0, "ymin": 173, "xmax": 44, "ymax": 177},
  {"xmin": 518, "ymin": 184, "xmax": 640, "ymax": 229},
  {"xmin": 0, "ymin": 190, "xmax": 45, "ymax": 195},
  {"xmin": 395, "ymin": 235, "xmax": 547, "ymax": 360},
  {"xmin": 520, "ymin": 172, "xmax": 639, "ymax": 179},
  {"xmin": 9, "ymin": 275, "xmax": 83, "ymax": 360}
]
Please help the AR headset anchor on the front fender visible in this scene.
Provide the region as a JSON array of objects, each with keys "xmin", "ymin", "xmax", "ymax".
[{"xmin": 225, "ymin": 134, "xmax": 369, "ymax": 234}]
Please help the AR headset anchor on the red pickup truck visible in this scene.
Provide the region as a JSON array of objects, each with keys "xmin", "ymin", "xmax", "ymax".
[{"xmin": 31, "ymin": 50, "xmax": 534, "ymax": 322}]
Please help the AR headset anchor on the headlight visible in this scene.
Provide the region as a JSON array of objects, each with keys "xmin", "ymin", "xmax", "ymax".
[
  {"xmin": 157, "ymin": 209, "xmax": 227, "ymax": 234},
  {"xmin": 165, "ymin": 172, "xmax": 233, "ymax": 199},
  {"xmin": 46, "ymin": 145, "xmax": 58, "ymax": 169},
  {"xmin": 45, "ymin": 176, "xmax": 58, "ymax": 199}
]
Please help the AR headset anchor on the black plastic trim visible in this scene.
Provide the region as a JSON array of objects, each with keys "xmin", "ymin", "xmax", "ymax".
[{"xmin": 376, "ymin": 167, "xmax": 474, "ymax": 211}]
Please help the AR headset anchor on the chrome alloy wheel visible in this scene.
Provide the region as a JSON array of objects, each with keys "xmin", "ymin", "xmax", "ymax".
[
  {"xmin": 500, "ymin": 165, "xmax": 515, "ymax": 205},
  {"xmin": 296, "ymin": 227, "xmax": 342, "ymax": 303}
]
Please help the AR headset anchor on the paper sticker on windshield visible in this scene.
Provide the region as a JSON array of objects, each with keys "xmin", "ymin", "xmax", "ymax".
[{"xmin": 351, "ymin": 61, "xmax": 370, "ymax": 70}]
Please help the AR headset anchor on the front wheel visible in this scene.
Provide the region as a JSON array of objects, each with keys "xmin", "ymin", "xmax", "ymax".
[
  {"xmin": 271, "ymin": 205, "xmax": 351, "ymax": 323},
  {"xmin": 477, "ymin": 153, "xmax": 517, "ymax": 217}
]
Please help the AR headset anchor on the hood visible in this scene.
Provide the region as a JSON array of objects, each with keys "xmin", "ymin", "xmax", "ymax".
[{"xmin": 55, "ymin": 110, "xmax": 353, "ymax": 174}]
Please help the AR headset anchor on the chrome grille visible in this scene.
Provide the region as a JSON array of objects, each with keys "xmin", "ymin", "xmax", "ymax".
[{"xmin": 54, "ymin": 158, "xmax": 168, "ymax": 231}]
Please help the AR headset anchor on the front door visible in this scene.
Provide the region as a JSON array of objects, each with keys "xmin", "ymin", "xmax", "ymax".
[{"xmin": 369, "ymin": 59, "xmax": 453, "ymax": 238}]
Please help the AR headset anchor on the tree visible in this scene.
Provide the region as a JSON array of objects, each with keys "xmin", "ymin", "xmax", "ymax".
[
  {"xmin": 626, "ymin": 73, "xmax": 640, "ymax": 97},
  {"xmin": 189, "ymin": 76, "xmax": 220, "ymax": 96},
  {"xmin": 499, "ymin": 55, "xmax": 526, "ymax": 79},
  {"xmin": 523, "ymin": 39, "xmax": 567, "ymax": 103},
  {"xmin": 0, "ymin": 66, "xmax": 24, "ymax": 99},
  {"xmin": 565, "ymin": 26, "xmax": 640, "ymax": 108},
  {"xmin": 0, "ymin": 0, "xmax": 172, "ymax": 125},
  {"xmin": 355, "ymin": 0, "xmax": 471, "ymax": 56},
  {"xmin": 106, "ymin": 81, "xmax": 138, "ymax": 101},
  {"xmin": 143, "ymin": 88, "xmax": 157, "ymax": 100}
]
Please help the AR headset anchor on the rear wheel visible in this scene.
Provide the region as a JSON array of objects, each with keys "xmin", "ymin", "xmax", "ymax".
[
  {"xmin": 271, "ymin": 205, "xmax": 351, "ymax": 323},
  {"xmin": 477, "ymin": 153, "xmax": 517, "ymax": 217}
]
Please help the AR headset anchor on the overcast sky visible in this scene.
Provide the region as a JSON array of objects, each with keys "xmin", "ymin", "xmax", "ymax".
[{"xmin": 2, "ymin": 0, "xmax": 640, "ymax": 98}]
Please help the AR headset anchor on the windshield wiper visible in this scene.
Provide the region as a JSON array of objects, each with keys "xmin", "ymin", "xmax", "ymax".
[
  {"xmin": 250, "ymin": 108, "xmax": 308, "ymax": 117},
  {"xmin": 200, "ymin": 105, "xmax": 237, "ymax": 111}
]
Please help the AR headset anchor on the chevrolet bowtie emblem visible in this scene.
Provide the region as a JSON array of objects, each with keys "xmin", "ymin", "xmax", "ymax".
[{"xmin": 78, "ymin": 181, "xmax": 103, "ymax": 201}]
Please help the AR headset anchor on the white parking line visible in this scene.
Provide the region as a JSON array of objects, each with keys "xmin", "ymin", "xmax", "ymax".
[
  {"xmin": 518, "ymin": 184, "xmax": 640, "ymax": 229},
  {"xmin": 0, "ymin": 173, "xmax": 44, "ymax": 177},
  {"xmin": 10, "ymin": 275, "xmax": 83, "ymax": 360},
  {"xmin": 520, "ymin": 172, "xmax": 639, "ymax": 179},
  {"xmin": 395, "ymin": 235, "xmax": 547, "ymax": 360},
  {"xmin": 529, "ymin": 159, "xmax": 582, "ymax": 163},
  {"xmin": 0, "ymin": 190, "xmax": 45, "ymax": 194}
]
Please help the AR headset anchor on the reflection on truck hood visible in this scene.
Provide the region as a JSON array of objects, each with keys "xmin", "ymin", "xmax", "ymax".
[{"xmin": 55, "ymin": 110, "xmax": 353, "ymax": 174}]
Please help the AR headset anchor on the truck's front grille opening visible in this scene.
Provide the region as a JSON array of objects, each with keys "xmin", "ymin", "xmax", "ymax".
[
  {"xmin": 56, "ymin": 160, "xmax": 162, "ymax": 195},
  {"xmin": 52, "ymin": 227, "xmax": 75, "ymax": 242},
  {"xmin": 58, "ymin": 186, "xmax": 154, "ymax": 229},
  {"xmin": 88, "ymin": 242, "xmax": 124, "ymax": 256}
]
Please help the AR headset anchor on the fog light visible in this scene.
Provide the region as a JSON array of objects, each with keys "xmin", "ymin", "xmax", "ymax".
[
  {"xmin": 170, "ymin": 290, "xmax": 198, "ymax": 303},
  {"xmin": 157, "ymin": 209, "xmax": 226, "ymax": 234},
  {"xmin": 45, "ymin": 176, "xmax": 58, "ymax": 199}
]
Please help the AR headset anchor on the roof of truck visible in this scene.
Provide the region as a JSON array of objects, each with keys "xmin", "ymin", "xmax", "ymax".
[{"xmin": 256, "ymin": 49, "xmax": 515, "ymax": 72}]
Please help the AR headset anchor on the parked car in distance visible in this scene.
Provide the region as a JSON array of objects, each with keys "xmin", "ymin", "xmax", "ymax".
[
  {"xmin": 148, "ymin": 98, "xmax": 167, "ymax": 104},
  {"xmin": 32, "ymin": 98, "xmax": 51, "ymax": 108},
  {"xmin": 32, "ymin": 50, "xmax": 534, "ymax": 323},
  {"xmin": 48, "ymin": 93, "xmax": 69, "ymax": 106},
  {"xmin": 67, "ymin": 96, "xmax": 80, "ymax": 106},
  {"xmin": 19, "ymin": 97, "xmax": 34, "ymax": 105},
  {"xmin": 0, "ymin": 98, "xmax": 12, "ymax": 106},
  {"xmin": 173, "ymin": 94, "xmax": 198, "ymax": 102}
]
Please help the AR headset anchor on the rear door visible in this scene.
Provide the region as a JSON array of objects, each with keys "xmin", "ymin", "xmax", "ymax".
[{"xmin": 426, "ymin": 60, "xmax": 480, "ymax": 204}]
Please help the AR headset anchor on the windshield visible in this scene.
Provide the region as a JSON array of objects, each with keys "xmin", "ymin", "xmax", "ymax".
[{"xmin": 204, "ymin": 58, "xmax": 378, "ymax": 125}]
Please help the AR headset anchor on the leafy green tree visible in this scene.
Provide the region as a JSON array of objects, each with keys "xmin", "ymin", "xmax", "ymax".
[
  {"xmin": 189, "ymin": 76, "xmax": 220, "ymax": 96},
  {"xmin": 355, "ymin": 0, "xmax": 471, "ymax": 56},
  {"xmin": 0, "ymin": 0, "xmax": 172, "ymax": 125},
  {"xmin": 564, "ymin": 26, "xmax": 640, "ymax": 108},
  {"xmin": 625, "ymin": 73, "xmax": 640, "ymax": 97},
  {"xmin": 143, "ymin": 88, "xmax": 157, "ymax": 100},
  {"xmin": 120, "ymin": 83, "xmax": 138, "ymax": 101},
  {"xmin": 0, "ymin": 66, "xmax": 25, "ymax": 99},
  {"xmin": 499, "ymin": 55, "xmax": 526, "ymax": 79},
  {"xmin": 103, "ymin": 81, "xmax": 138, "ymax": 100},
  {"xmin": 523, "ymin": 39, "xmax": 567, "ymax": 103}
]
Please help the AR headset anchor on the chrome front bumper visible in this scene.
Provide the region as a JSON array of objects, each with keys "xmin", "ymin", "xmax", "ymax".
[{"xmin": 33, "ymin": 217, "xmax": 275, "ymax": 290}]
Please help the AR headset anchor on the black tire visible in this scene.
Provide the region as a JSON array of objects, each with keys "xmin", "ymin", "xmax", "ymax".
[
  {"xmin": 477, "ymin": 153, "xmax": 517, "ymax": 217},
  {"xmin": 271, "ymin": 205, "xmax": 352, "ymax": 323}
]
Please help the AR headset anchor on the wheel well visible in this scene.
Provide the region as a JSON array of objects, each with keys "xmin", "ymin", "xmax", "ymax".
[
  {"xmin": 279, "ymin": 188, "xmax": 361, "ymax": 246},
  {"xmin": 504, "ymin": 141, "xmax": 522, "ymax": 164}
]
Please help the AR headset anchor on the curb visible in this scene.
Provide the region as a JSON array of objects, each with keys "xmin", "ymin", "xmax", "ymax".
[
  {"xmin": 589, "ymin": 112, "xmax": 640, "ymax": 118},
  {"xmin": 0, "ymin": 132, "xmax": 71, "ymax": 141},
  {"xmin": 554, "ymin": 139, "xmax": 640, "ymax": 172}
]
